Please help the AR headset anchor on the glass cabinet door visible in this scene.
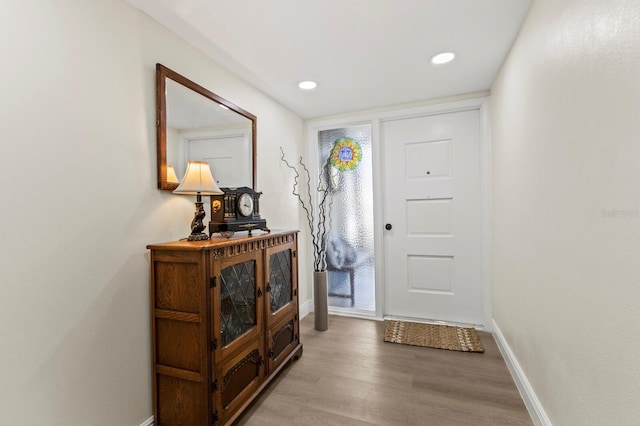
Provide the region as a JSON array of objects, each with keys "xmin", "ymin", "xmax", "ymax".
[
  {"xmin": 269, "ymin": 249, "xmax": 292, "ymax": 315},
  {"xmin": 265, "ymin": 242, "xmax": 299, "ymax": 374},
  {"xmin": 220, "ymin": 259, "xmax": 257, "ymax": 348}
]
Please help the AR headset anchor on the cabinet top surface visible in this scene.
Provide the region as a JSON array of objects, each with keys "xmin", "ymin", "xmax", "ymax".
[{"xmin": 147, "ymin": 229, "xmax": 298, "ymax": 251}]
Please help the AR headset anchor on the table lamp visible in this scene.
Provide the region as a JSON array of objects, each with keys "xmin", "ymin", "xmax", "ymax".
[{"xmin": 173, "ymin": 161, "xmax": 223, "ymax": 241}]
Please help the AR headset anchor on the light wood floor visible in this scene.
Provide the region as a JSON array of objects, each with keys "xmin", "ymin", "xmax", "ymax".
[{"xmin": 237, "ymin": 315, "xmax": 532, "ymax": 426}]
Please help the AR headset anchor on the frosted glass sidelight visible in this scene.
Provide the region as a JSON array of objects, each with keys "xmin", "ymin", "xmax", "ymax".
[{"xmin": 318, "ymin": 125, "xmax": 375, "ymax": 312}]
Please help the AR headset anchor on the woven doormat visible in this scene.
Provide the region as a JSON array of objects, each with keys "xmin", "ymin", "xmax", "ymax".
[{"xmin": 384, "ymin": 320, "xmax": 484, "ymax": 353}]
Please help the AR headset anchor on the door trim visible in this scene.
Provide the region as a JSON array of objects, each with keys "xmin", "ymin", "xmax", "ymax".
[{"xmin": 306, "ymin": 96, "xmax": 491, "ymax": 330}]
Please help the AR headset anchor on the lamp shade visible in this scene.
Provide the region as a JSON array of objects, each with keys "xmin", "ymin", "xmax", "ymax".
[
  {"xmin": 173, "ymin": 161, "xmax": 223, "ymax": 195},
  {"xmin": 166, "ymin": 164, "xmax": 179, "ymax": 184}
]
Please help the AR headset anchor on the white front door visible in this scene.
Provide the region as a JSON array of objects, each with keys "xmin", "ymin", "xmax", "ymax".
[{"xmin": 382, "ymin": 109, "xmax": 483, "ymax": 325}]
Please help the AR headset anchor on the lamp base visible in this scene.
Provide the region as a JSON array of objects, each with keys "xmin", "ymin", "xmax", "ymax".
[
  {"xmin": 185, "ymin": 196, "xmax": 208, "ymax": 241},
  {"xmin": 187, "ymin": 232, "xmax": 209, "ymax": 241}
]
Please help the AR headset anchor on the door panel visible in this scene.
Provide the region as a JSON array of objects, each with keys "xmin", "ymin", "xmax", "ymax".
[
  {"xmin": 407, "ymin": 255, "xmax": 454, "ymax": 294},
  {"xmin": 186, "ymin": 133, "xmax": 251, "ymax": 187},
  {"xmin": 382, "ymin": 109, "xmax": 482, "ymax": 325},
  {"xmin": 406, "ymin": 139, "xmax": 452, "ymax": 178},
  {"xmin": 406, "ymin": 199, "xmax": 453, "ymax": 235}
]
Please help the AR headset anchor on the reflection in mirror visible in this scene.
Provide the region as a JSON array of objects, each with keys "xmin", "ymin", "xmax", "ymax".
[{"xmin": 156, "ymin": 64, "xmax": 257, "ymax": 190}]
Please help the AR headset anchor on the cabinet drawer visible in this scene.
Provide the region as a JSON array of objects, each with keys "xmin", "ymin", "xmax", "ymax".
[
  {"xmin": 266, "ymin": 312, "xmax": 299, "ymax": 374},
  {"xmin": 215, "ymin": 341, "xmax": 265, "ymax": 423}
]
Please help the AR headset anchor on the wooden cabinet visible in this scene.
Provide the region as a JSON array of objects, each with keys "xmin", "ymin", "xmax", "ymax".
[{"xmin": 148, "ymin": 230, "xmax": 302, "ymax": 425}]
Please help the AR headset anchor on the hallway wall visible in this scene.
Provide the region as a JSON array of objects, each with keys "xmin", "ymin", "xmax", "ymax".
[
  {"xmin": 490, "ymin": 0, "xmax": 640, "ymax": 424},
  {"xmin": 0, "ymin": 1, "xmax": 304, "ymax": 424}
]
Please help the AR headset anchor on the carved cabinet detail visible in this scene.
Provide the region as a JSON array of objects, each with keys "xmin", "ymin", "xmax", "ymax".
[{"xmin": 148, "ymin": 230, "xmax": 302, "ymax": 425}]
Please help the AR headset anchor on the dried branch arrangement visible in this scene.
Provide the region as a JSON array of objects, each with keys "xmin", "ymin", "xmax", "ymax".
[{"xmin": 280, "ymin": 147, "xmax": 334, "ymax": 271}]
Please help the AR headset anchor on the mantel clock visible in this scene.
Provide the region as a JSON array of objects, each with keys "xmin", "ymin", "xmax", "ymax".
[{"xmin": 209, "ymin": 187, "xmax": 269, "ymax": 237}]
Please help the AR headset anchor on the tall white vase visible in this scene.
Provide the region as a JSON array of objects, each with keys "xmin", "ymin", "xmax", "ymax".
[{"xmin": 313, "ymin": 270, "xmax": 328, "ymax": 331}]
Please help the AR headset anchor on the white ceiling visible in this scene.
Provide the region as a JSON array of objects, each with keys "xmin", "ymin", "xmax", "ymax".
[{"xmin": 127, "ymin": 0, "xmax": 531, "ymax": 119}]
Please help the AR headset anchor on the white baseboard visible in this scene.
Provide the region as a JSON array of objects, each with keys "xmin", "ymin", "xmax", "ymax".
[
  {"xmin": 299, "ymin": 299, "xmax": 313, "ymax": 319},
  {"xmin": 492, "ymin": 319, "xmax": 552, "ymax": 426},
  {"xmin": 139, "ymin": 416, "xmax": 153, "ymax": 426}
]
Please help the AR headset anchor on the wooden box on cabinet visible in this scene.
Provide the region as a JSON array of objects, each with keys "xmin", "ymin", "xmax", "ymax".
[{"xmin": 148, "ymin": 230, "xmax": 302, "ymax": 425}]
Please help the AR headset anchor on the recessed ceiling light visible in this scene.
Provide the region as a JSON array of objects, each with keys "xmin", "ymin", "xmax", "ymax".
[
  {"xmin": 431, "ymin": 52, "xmax": 456, "ymax": 65},
  {"xmin": 298, "ymin": 80, "xmax": 317, "ymax": 90}
]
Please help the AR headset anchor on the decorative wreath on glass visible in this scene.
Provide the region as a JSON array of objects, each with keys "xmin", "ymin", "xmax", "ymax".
[{"xmin": 330, "ymin": 137, "xmax": 362, "ymax": 171}]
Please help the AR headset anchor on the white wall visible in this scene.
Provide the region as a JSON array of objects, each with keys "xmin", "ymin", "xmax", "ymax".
[
  {"xmin": 0, "ymin": 1, "xmax": 304, "ymax": 425},
  {"xmin": 490, "ymin": 0, "xmax": 640, "ymax": 424}
]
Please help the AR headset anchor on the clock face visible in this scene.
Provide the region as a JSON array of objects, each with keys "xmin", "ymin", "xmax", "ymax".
[{"xmin": 238, "ymin": 193, "xmax": 254, "ymax": 217}]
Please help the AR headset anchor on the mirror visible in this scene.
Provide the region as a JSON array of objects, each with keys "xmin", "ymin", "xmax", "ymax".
[{"xmin": 156, "ymin": 63, "xmax": 257, "ymax": 190}]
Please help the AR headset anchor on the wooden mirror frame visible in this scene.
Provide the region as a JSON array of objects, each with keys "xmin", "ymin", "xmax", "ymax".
[{"xmin": 156, "ymin": 63, "xmax": 257, "ymax": 190}]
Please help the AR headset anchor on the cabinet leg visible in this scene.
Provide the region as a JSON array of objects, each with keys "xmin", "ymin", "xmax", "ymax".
[{"xmin": 292, "ymin": 344, "xmax": 303, "ymax": 361}]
